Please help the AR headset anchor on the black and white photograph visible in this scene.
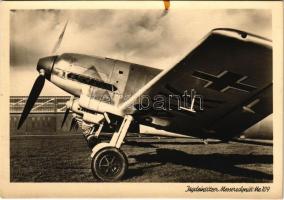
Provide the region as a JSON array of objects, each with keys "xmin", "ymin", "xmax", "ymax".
[{"xmin": 1, "ymin": 1, "xmax": 283, "ymax": 198}]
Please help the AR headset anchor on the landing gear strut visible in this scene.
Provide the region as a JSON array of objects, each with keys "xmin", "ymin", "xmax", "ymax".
[{"xmin": 91, "ymin": 115, "xmax": 133, "ymax": 181}]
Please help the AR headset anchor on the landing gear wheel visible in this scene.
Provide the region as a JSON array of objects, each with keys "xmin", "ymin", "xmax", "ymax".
[{"xmin": 91, "ymin": 147, "xmax": 128, "ymax": 182}]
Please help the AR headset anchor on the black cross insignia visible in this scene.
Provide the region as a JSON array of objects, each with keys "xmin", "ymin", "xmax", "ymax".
[{"xmin": 192, "ymin": 70, "xmax": 256, "ymax": 93}]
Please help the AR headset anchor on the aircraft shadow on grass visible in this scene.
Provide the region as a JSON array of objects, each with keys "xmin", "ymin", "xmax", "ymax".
[
  {"xmin": 124, "ymin": 140, "xmax": 224, "ymax": 148},
  {"xmin": 127, "ymin": 148, "xmax": 273, "ymax": 181}
]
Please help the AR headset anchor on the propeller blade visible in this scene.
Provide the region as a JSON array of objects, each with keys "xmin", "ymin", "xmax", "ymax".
[
  {"xmin": 51, "ymin": 20, "xmax": 68, "ymax": 54},
  {"xmin": 75, "ymin": 123, "xmax": 79, "ymax": 131},
  {"xmin": 17, "ymin": 75, "xmax": 45, "ymax": 129},
  {"xmin": 61, "ymin": 108, "xmax": 70, "ymax": 128},
  {"xmin": 69, "ymin": 117, "xmax": 76, "ymax": 131}
]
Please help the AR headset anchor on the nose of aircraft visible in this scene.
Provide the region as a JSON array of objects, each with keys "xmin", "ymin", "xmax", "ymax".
[{"xmin": 36, "ymin": 56, "xmax": 57, "ymax": 80}]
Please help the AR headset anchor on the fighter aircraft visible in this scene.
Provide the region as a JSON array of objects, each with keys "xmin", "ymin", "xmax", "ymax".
[{"xmin": 17, "ymin": 22, "xmax": 272, "ymax": 181}]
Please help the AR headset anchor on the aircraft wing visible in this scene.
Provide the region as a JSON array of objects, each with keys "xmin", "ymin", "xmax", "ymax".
[{"xmin": 121, "ymin": 28, "xmax": 272, "ymax": 140}]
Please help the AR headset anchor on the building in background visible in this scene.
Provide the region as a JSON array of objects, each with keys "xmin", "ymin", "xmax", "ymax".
[{"xmin": 10, "ymin": 96, "xmax": 77, "ymax": 135}]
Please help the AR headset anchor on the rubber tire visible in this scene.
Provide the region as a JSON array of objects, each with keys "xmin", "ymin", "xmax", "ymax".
[{"xmin": 91, "ymin": 147, "xmax": 128, "ymax": 182}]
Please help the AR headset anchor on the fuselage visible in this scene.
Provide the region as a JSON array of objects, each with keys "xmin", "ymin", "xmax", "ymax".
[
  {"xmin": 37, "ymin": 53, "xmax": 163, "ymax": 124},
  {"xmin": 49, "ymin": 53, "xmax": 161, "ymax": 100},
  {"xmin": 37, "ymin": 52, "xmax": 272, "ymax": 140}
]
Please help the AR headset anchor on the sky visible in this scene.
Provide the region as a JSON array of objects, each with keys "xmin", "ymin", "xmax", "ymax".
[{"xmin": 10, "ymin": 9, "xmax": 272, "ymax": 96}]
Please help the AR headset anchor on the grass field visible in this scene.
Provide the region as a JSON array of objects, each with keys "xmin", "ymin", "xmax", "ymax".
[{"xmin": 10, "ymin": 135, "xmax": 273, "ymax": 182}]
